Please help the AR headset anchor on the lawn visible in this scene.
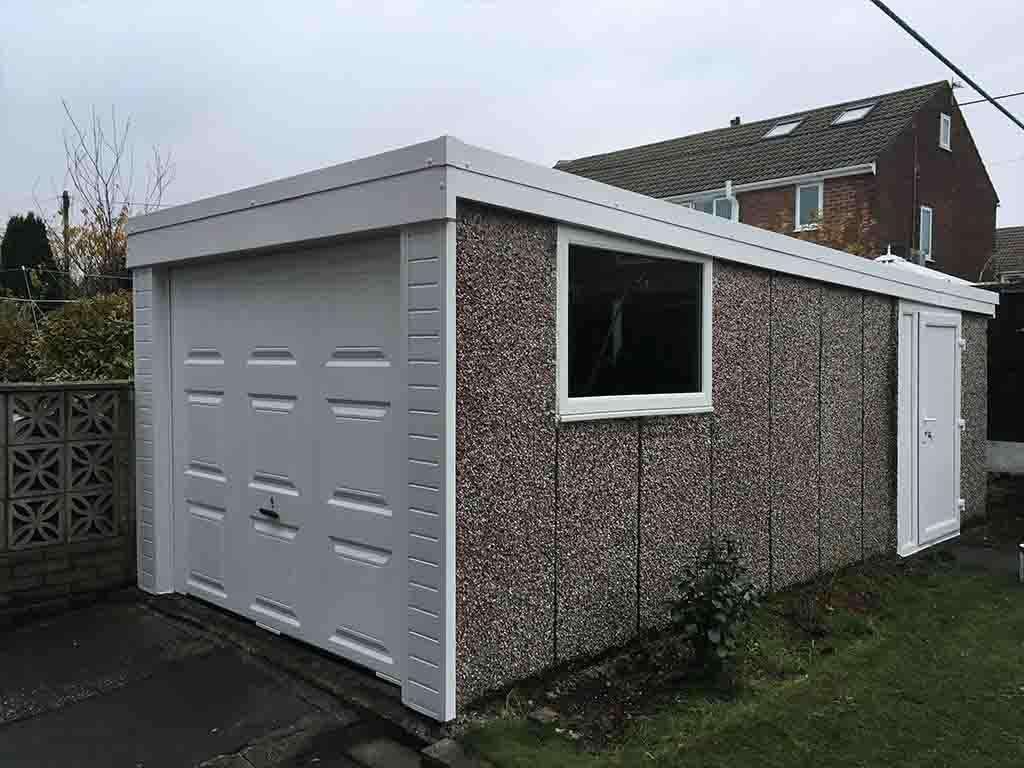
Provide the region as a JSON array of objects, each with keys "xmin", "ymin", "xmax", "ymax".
[{"xmin": 463, "ymin": 552, "xmax": 1024, "ymax": 767}]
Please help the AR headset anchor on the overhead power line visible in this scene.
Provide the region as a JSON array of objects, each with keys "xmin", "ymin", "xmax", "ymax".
[
  {"xmin": 960, "ymin": 90, "xmax": 1024, "ymax": 107},
  {"xmin": 0, "ymin": 265, "xmax": 131, "ymax": 281},
  {"xmin": 867, "ymin": 0, "xmax": 1024, "ymax": 132}
]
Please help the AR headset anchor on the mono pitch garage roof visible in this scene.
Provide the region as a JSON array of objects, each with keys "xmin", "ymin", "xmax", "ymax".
[
  {"xmin": 554, "ymin": 81, "xmax": 949, "ymax": 198},
  {"xmin": 127, "ymin": 136, "xmax": 997, "ymax": 316}
]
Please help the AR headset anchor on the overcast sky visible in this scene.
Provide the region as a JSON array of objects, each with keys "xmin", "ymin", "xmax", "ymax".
[{"xmin": 3, "ymin": 0, "xmax": 1022, "ymax": 232}]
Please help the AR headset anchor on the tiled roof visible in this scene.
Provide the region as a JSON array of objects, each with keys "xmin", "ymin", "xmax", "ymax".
[
  {"xmin": 555, "ymin": 81, "xmax": 949, "ymax": 197},
  {"xmin": 993, "ymin": 226, "xmax": 1024, "ymax": 276}
]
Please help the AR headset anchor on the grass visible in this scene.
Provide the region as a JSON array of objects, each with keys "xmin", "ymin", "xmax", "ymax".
[{"xmin": 463, "ymin": 554, "xmax": 1024, "ymax": 767}]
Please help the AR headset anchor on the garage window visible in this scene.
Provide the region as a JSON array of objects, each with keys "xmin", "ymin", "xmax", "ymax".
[{"xmin": 557, "ymin": 227, "xmax": 713, "ymax": 420}]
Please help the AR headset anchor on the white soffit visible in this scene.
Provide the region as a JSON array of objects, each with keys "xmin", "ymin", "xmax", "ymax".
[{"xmin": 127, "ymin": 136, "xmax": 998, "ymax": 316}]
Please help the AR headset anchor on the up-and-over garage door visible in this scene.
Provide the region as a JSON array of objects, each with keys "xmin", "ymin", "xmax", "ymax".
[{"xmin": 170, "ymin": 238, "xmax": 404, "ymax": 682}]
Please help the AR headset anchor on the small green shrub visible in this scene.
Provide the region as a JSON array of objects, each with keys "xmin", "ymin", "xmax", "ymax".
[
  {"xmin": 669, "ymin": 537, "xmax": 760, "ymax": 675},
  {"xmin": 0, "ymin": 301, "xmax": 37, "ymax": 382},
  {"xmin": 30, "ymin": 292, "xmax": 133, "ymax": 382}
]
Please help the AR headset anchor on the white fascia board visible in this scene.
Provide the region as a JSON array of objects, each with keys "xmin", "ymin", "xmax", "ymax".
[
  {"xmin": 128, "ymin": 137, "xmax": 450, "ymax": 236},
  {"xmin": 128, "ymin": 168, "xmax": 447, "ymax": 268},
  {"xmin": 662, "ymin": 163, "xmax": 877, "ymax": 204},
  {"xmin": 126, "ymin": 138, "xmax": 451, "ymax": 269},
  {"xmin": 440, "ymin": 138, "xmax": 996, "ymax": 316}
]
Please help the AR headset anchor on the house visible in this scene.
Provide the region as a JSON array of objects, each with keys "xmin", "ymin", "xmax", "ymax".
[
  {"xmin": 555, "ymin": 81, "xmax": 998, "ymax": 280},
  {"xmin": 989, "ymin": 226, "xmax": 1024, "ymax": 283},
  {"xmin": 985, "ymin": 226, "xmax": 1024, "ymax": 472},
  {"xmin": 126, "ymin": 137, "xmax": 996, "ymax": 723}
]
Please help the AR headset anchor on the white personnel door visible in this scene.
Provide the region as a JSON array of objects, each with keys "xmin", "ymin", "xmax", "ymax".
[
  {"xmin": 897, "ymin": 301, "xmax": 962, "ymax": 555},
  {"xmin": 916, "ymin": 312, "xmax": 961, "ymax": 544},
  {"xmin": 169, "ymin": 237, "xmax": 406, "ymax": 682}
]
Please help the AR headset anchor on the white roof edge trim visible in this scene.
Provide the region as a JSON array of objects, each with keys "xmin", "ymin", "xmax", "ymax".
[
  {"xmin": 440, "ymin": 137, "xmax": 996, "ymax": 316},
  {"xmin": 663, "ymin": 163, "xmax": 876, "ymax": 203}
]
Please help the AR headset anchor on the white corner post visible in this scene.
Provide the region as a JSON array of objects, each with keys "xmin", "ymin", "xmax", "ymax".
[{"xmin": 133, "ymin": 266, "xmax": 175, "ymax": 593}]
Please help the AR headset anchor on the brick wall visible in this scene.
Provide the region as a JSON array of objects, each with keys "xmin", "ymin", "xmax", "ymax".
[
  {"xmin": 875, "ymin": 86, "xmax": 997, "ymax": 280},
  {"xmin": 738, "ymin": 175, "xmax": 879, "ymax": 242},
  {"xmin": 0, "ymin": 384, "xmax": 135, "ymax": 625}
]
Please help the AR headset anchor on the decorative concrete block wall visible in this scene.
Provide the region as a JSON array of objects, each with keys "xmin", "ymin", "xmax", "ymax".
[
  {"xmin": 0, "ymin": 383, "xmax": 135, "ymax": 623},
  {"xmin": 453, "ymin": 202, "xmax": 979, "ymax": 707}
]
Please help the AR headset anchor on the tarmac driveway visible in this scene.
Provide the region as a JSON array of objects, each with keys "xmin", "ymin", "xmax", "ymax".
[{"xmin": 0, "ymin": 597, "xmax": 426, "ymax": 768}]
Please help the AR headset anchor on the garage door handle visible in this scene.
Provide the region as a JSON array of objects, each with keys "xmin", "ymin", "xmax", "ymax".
[{"xmin": 258, "ymin": 507, "xmax": 280, "ymax": 520}]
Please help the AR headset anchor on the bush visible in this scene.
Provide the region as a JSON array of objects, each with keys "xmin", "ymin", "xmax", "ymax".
[
  {"xmin": 669, "ymin": 537, "xmax": 760, "ymax": 676},
  {"xmin": 30, "ymin": 292, "xmax": 134, "ymax": 381},
  {"xmin": 0, "ymin": 301, "xmax": 37, "ymax": 382}
]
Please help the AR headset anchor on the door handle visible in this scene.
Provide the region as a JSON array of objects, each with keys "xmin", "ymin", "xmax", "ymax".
[{"xmin": 258, "ymin": 507, "xmax": 280, "ymax": 520}]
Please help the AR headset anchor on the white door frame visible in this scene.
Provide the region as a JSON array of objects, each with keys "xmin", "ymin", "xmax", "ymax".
[{"xmin": 896, "ymin": 300, "xmax": 963, "ymax": 557}]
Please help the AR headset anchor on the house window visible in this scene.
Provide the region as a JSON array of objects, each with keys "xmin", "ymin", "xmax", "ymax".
[
  {"xmin": 795, "ymin": 182, "xmax": 823, "ymax": 230},
  {"xmin": 558, "ymin": 227, "xmax": 712, "ymax": 420},
  {"xmin": 939, "ymin": 113, "xmax": 952, "ymax": 151},
  {"xmin": 713, "ymin": 197, "xmax": 735, "ymax": 220},
  {"xmin": 763, "ymin": 119, "xmax": 802, "ymax": 139},
  {"xmin": 681, "ymin": 196, "xmax": 738, "ymax": 221},
  {"xmin": 833, "ymin": 103, "xmax": 875, "ymax": 124},
  {"xmin": 919, "ymin": 206, "xmax": 934, "ymax": 262}
]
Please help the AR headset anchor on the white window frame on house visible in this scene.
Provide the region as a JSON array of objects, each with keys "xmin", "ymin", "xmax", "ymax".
[
  {"xmin": 919, "ymin": 206, "xmax": 934, "ymax": 262},
  {"xmin": 713, "ymin": 196, "xmax": 737, "ymax": 220},
  {"xmin": 556, "ymin": 225, "xmax": 713, "ymax": 422},
  {"xmin": 679, "ymin": 196, "xmax": 739, "ymax": 221},
  {"xmin": 939, "ymin": 113, "xmax": 952, "ymax": 151},
  {"xmin": 794, "ymin": 181, "xmax": 824, "ymax": 231}
]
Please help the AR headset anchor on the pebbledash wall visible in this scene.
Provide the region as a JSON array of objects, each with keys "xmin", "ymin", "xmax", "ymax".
[
  {"xmin": 453, "ymin": 201, "xmax": 987, "ymax": 705},
  {"xmin": 0, "ymin": 383, "xmax": 136, "ymax": 623}
]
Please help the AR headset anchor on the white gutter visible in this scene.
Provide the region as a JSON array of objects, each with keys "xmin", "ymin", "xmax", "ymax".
[{"xmin": 664, "ymin": 162, "xmax": 877, "ymax": 203}]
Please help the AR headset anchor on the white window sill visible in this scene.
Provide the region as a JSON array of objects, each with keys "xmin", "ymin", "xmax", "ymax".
[
  {"xmin": 794, "ymin": 223, "xmax": 820, "ymax": 233},
  {"xmin": 924, "ymin": 255, "xmax": 935, "ymax": 263},
  {"xmin": 558, "ymin": 396, "xmax": 714, "ymax": 422},
  {"xmin": 939, "ymin": 144, "xmax": 951, "ymax": 152}
]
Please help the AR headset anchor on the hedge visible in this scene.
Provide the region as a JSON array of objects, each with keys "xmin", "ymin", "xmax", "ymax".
[{"xmin": 0, "ymin": 292, "xmax": 134, "ymax": 383}]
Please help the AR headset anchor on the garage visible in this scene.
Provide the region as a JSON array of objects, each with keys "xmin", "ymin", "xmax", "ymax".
[{"xmin": 128, "ymin": 137, "xmax": 994, "ymax": 723}]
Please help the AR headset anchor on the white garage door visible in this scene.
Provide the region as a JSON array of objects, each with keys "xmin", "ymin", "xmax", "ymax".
[{"xmin": 170, "ymin": 237, "xmax": 405, "ymax": 682}]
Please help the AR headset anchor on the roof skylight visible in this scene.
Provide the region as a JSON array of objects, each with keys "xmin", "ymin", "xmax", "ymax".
[
  {"xmin": 833, "ymin": 103, "xmax": 875, "ymax": 124},
  {"xmin": 763, "ymin": 119, "xmax": 802, "ymax": 139}
]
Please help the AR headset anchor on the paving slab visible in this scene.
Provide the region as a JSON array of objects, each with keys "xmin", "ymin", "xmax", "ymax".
[
  {"xmin": 0, "ymin": 646, "xmax": 318, "ymax": 768},
  {"xmin": 0, "ymin": 601, "xmax": 214, "ymax": 724}
]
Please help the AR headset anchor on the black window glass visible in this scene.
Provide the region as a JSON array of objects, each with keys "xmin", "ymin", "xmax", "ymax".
[{"xmin": 568, "ymin": 245, "xmax": 702, "ymax": 397}]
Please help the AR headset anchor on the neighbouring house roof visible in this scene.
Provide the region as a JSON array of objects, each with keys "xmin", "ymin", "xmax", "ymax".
[
  {"xmin": 992, "ymin": 226, "xmax": 1024, "ymax": 278},
  {"xmin": 554, "ymin": 81, "xmax": 950, "ymax": 198}
]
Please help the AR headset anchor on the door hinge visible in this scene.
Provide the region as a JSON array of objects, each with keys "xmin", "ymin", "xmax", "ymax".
[
  {"xmin": 958, "ymin": 417, "xmax": 966, "ymax": 431},
  {"xmin": 959, "ymin": 336, "xmax": 967, "ymax": 350},
  {"xmin": 957, "ymin": 498, "xmax": 966, "ymax": 512}
]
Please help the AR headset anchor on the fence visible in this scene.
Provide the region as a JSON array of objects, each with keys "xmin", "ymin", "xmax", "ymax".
[{"xmin": 0, "ymin": 382, "xmax": 134, "ymax": 623}]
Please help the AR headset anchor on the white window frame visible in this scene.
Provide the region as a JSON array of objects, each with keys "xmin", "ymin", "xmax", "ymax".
[
  {"xmin": 556, "ymin": 225, "xmax": 713, "ymax": 422},
  {"xmin": 939, "ymin": 113, "xmax": 952, "ymax": 151},
  {"xmin": 919, "ymin": 205, "xmax": 934, "ymax": 262},
  {"xmin": 713, "ymin": 196, "xmax": 739, "ymax": 221},
  {"xmin": 679, "ymin": 196, "xmax": 739, "ymax": 221},
  {"xmin": 794, "ymin": 181, "xmax": 823, "ymax": 231}
]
